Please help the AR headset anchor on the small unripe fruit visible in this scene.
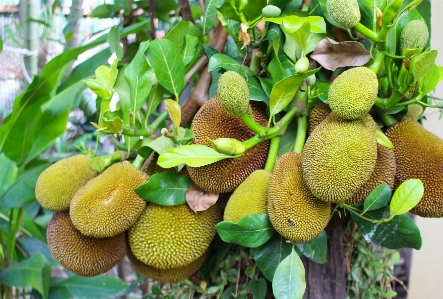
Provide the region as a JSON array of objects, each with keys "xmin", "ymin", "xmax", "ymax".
[
  {"xmin": 295, "ymin": 57, "xmax": 310, "ymax": 73},
  {"xmin": 400, "ymin": 20, "xmax": 429, "ymax": 53},
  {"xmin": 327, "ymin": 0, "xmax": 361, "ymax": 28},
  {"xmin": 217, "ymin": 71, "xmax": 250, "ymax": 117},
  {"xmin": 306, "ymin": 74, "xmax": 316, "ymax": 86},
  {"xmin": 262, "ymin": 5, "xmax": 281, "ymax": 17}
]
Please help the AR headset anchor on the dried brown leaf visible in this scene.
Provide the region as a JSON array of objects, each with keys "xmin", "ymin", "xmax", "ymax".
[
  {"xmin": 186, "ymin": 183, "xmax": 219, "ymax": 212},
  {"xmin": 239, "ymin": 23, "xmax": 251, "ymax": 49},
  {"xmin": 310, "ymin": 38, "xmax": 371, "ymax": 71}
]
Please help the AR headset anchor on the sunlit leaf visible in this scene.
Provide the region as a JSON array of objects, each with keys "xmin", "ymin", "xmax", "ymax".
[
  {"xmin": 390, "ymin": 179, "xmax": 424, "ymax": 216},
  {"xmin": 266, "ymin": 15, "xmax": 326, "ymax": 33},
  {"xmin": 376, "ymin": 130, "xmax": 394, "ymax": 149},
  {"xmin": 146, "ymin": 135, "xmax": 175, "ymax": 155},
  {"xmin": 421, "ymin": 64, "xmax": 440, "ymax": 94},
  {"xmin": 165, "ymin": 99, "xmax": 182, "ymax": 136},
  {"xmin": 411, "ymin": 50, "xmax": 438, "ymax": 81},
  {"xmin": 272, "ymin": 246, "xmax": 306, "ymax": 299}
]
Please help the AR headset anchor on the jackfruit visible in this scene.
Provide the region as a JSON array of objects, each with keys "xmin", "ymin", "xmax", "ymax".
[
  {"xmin": 70, "ymin": 161, "xmax": 148, "ymax": 238},
  {"xmin": 217, "ymin": 71, "xmax": 250, "ymax": 117},
  {"xmin": 47, "ymin": 211, "xmax": 126, "ymax": 277},
  {"xmin": 128, "ymin": 249, "xmax": 207, "ymax": 283},
  {"xmin": 326, "ymin": 0, "xmax": 361, "ymax": 28},
  {"xmin": 346, "ymin": 141, "xmax": 396, "ymax": 205},
  {"xmin": 128, "ymin": 202, "xmax": 222, "ymax": 269},
  {"xmin": 400, "ymin": 20, "xmax": 429, "ymax": 52},
  {"xmin": 302, "ymin": 113, "xmax": 377, "ymax": 203},
  {"xmin": 308, "ymin": 102, "xmax": 331, "ymax": 134},
  {"xmin": 224, "ymin": 169, "xmax": 271, "ymax": 223},
  {"xmin": 35, "ymin": 155, "xmax": 98, "ymax": 211},
  {"xmin": 386, "ymin": 116, "xmax": 443, "ymax": 217},
  {"xmin": 187, "ymin": 96, "xmax": 269, "ymax": 193},
  {"xmin": 268, "ymin": 152, "xmax": 331, "ymax": 242},
  {"xmin": 328, "ymin": 67, "xmax": 378, "ymax": 120}
]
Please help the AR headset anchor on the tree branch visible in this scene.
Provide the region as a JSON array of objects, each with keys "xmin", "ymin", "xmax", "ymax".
[
  {"xmin": 149, "ymin": 0, "xmax": 156, "ymax": 39},
  {"xmin": 178, "ymin": 0, "xmax": 195, "ymax": 23}
]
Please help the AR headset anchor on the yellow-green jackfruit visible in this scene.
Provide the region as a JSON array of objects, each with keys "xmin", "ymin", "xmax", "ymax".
[
  {"xmin": 47, "ymin": 211, "xmax": 126, "ymax": 277},
  {"xmin": 217, "ymin": 71, "xmax": 250, "ymax": 117},
  {"xmin": 35, "ymin": 155, "xmax": 98, "ymax": 211},
  {"xmin": 386, "ymin": 116, "xmax": 443, "ymax": 217},
  {"xmin": 187, "ymin": 96, "xmax": 269, "ymax": 193},
  {"xmin": 400, "ymin": 20, "xmax": 429, "ymax": 52},
  {"xmin": 70, "ymin": 162, "xmax": 148, "ymax": 238},
  {"xmin": 302, "ymin": 113, "xmax": 377, "ymax": 203},
  {"xmin": 224, "ymin": 169, "xmax": 271, "ymax": 223},
  {"xmin": 326, "ymin": 0, "xmax": 361, "ymax": 28},
  {"xmin": 328, "ymin": 67, "xmax": 378, "ymax": 120},
  {"xmin": 308, "ymin": 102, "xmax": 331, "ymax": 135},
  {"xmin": 268, "ymin": 152, "xmax": 331, "ymax": 242},
  {"xmin": 128, "ymin": 202, "xmax": 222, "ymax": 269}
]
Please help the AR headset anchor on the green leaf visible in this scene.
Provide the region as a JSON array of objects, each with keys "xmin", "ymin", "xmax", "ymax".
[
  {"xmin": 439, "ymin": 66, "xmax": 443, "ymax": 82},
  {"xmin": 108, "ymin": 26, "xmax": 123, "ymax": 61},
  {"xmin": 135, "ymin": 172, "xmax": 192, "ymax": 206},
  {"xmin": 203, "ymin": 0, "xmax": 219, "ymax": 34},
  {"xmin": 363, "ymin": 184, "xmax": 392, "ymax": 213},
  {"xmin": 376, "ymin": 130, "xmax": 394, "ymax": 149},
  {"xmin": 102, "ymin": 110, "xmax": 123, "ymax": 134},
  {"xmin": 146, "ymin": 135, "xmax": 176, "ymax": 155},
  {"xmin": 382, "ymin": 290, "xmax": 398, "ymax": 298},
  {"xmin": 268, "ymin": 55, "xmax": 286, "ymax": 83},
  {"xmin": 19, "ymin": 237, "xmax": 58, "ymax": 267},
  {"xmin": 0, "ymin": 163, "xmax": 49, "ymax": 210},
  {"xmin": 83, "ymin": 79, "xmax": 110, "ymax": 99},
  {"xmin": 357, "ymin": 0, "xmax": 374, "ymax": 29},
  {"xmin": 165, "ymin": 99, "xmax": 182, "ymax": 134},
  {"xmin": 96, "ymin": 59, "xmax": 118, "ymax": 100},
  {"xmin": 269, "ymin": 68, "xmax": 320, "ymax": 115},
  {"xmin": 147, "ymin": 39, "xmax": 185, "ymax": 99},
  {"xmin": 250, "ymin": 278, "xmax": 267, "ymax": 299},
  {"xmin": 215, "ymin": 214, "xmax": 275, "ymax": 248},
  {"xmin": 124, "ymin": 41, "xmax": 152, "ymax": 118},
  {"xmin": 253, "ymin": 234, "xmax": 293, "ymax": 281},
  {"xmin": 157, "ymin": 144, "xmax": 239, "ymax": 168},
  {"xmin": 283, "ymin": 21, "xmax": 311, "ymax": 56},
  {"xmin": 266, "ymin": 15, "xmax": 326, "ymax": 33},
  {"xmin": 272, "ymin": 246, "xmax": 306, "ymax": 299},
  {"xmin": 278, "ymin": 118, "xmax": 297, "ymax": 157},
  {"xmin": 208, "ymin": 53, "xmax": 255, "ymax": 77},
  {"xmin": 0, "ymin": 254, "xmax": 51, "ymax": 299},
  {"xmin": 182, "ymin": 34, "xmax": 201, "ymax": 67},
  {"xmin": 411, "ymin": 50, "xmax": 438, "ymax": 81},
  {"xmin": 90, "ymin": 4, "xmax": 120, "ymax": 18},
  {"xmin": 421, "ymin": 64, "xmax": 440, "ymax": 94},
  {"xmin": 0, "ymin": 153, "xmax": 18, "ymax": 195},
  {"xmin": 165, "ymin": 21, "xmax": 201, "ymax": 54},
  {"xmin": 351, "ymin": 206, "xmax": 422, "ymax": 250},
  {"xmin": 295, "ymin": 231, "xmax": 327, "ymax": 264},
  {"xmin": 248, "ymin": 77, "xmax": 269, "ymax": 104},
  {"xmin": 49, "ymin": 275, "xmax": 127, "ymax": 299},
  {"xmin": 146, "ymin": 84, "xmax": 166, "ymax": 119},
  {"xmin": 390, "ymin": 179, "xmax": 424, "ymax": 216}
]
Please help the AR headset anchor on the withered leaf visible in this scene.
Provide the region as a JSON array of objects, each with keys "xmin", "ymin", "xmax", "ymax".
[
  {"xmin": 239, "ymin": 23, "xmax": 251, "ymax": 49},
  {"xmin": 310, "ymin": 38, "xmax": 371, "ymax": 71},
  {"xmin": 186, "ymin": 183, "xmax": 219, "ymax": 212}
]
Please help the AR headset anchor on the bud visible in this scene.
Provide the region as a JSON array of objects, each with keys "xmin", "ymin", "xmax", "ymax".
[
  {"xmin": 262, "ymin": 5, "xmax": 281, "ymax": 18},
  {"xmin": 306, "ymin": 74, "xmax": 317, "ymax": 86},
  {"xmin": 210, "ymin": 138, "xmax": 245, "ymax": 156},
  {"xmin": 295, "ymin": 57, "xmax": 310, "ymax": 74}
]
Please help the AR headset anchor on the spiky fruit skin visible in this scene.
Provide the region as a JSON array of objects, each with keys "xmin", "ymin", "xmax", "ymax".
[
  {"xmin": 386, "ymin": 117, "xmax": 443, "ymax": 217},
  {"xmin": 328, "ymin": 67, "xmax": 378, "ymax": 120},
  {"xmin": 308, "ymin": 102, "xmax": 331, "ymax": 134},
  {"xmin": 35, "ymin": 155, "xmax": 98, "ymax": 211},
  {"xmin": 224, "ymin": 170, "xmax": 271, "ymax": 223},
  {"xmin": 127, "ymin": 249, "xmax": 207, "ymax": 283},
  {"xmin": 217, "ymin": 71, "xmax": 250, "ymax": 117},
  {"xmin": 47, "ymin": 211, "xmax": 126, "ymax": 277},
  {"xmin": 302, "ymin": 113, "xmax": 377, "ymax": 203},
  {"xmin": 268, "ymin": 152, "xmax": 331, "ymax": 242},
  {"xmin": 128, "ymin": 202, "xmax": 222, "ymax": 269},
  {"xmin": 70, "ymin": 162, "xmax": 149, "ymax": 238},
  {"xmin": 187, "ymin": 96, "xmax": 269, "ymax": 193},
  {"xmin": 326, "ymin": 0, "xmax": 361, "ymax": 28},
  {"xmin": 400, "ymin": 20, "xmax": 429, "ymax": 52},
  {"xmin": 346, "ymin": 141, "xmax": 396, "ymax": 205}
]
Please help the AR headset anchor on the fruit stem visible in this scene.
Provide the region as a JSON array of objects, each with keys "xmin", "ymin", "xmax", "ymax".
[
  {"xmin": 367, "ymin": 47, "xmax": 386, "ymax": 74},
  {"xmin": 376, "ymin": 108, "xmax": 397, "ymax": 127},
  {"xmin": 264, "ymin": 136, "xmax": 281, "ymax": 172},
  {"xmin": 242, "ymin": 135, "xmax": 263, "ymax": 150},
  {"xmin": 293, "ymin": 115, "xmax": 308, "ymax": 154},
  {"xmin": 266, "ymin": 106, "xmax": 300, "ymax": 139},
  {"xmin": 121, "ymin": 110, "xmax": 170, "ymax": 137},
  {"xmin": 353, "ymin": 23, "xmax": 381, "ymax": 42},
  {"xmin": 240, "ymin": 112, "xmax": 267, "ymax": 137},
  {"xmin": 132, "ymin": 155, "xmax": 146, "ymax": 170}
]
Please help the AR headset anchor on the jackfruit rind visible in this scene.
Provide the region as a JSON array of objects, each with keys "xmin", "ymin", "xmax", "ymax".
[
  {"xmin": 328, "ymin": 67, "xmax": 378, "ymax": 120},
  {"xmin": 400, "ymin": 20, "xmax": 429, "ymax": 52},
  {"xmin": 268, "ymin": 152, "xmax": 331, "ymax": 242},
  {"xmin": 224, "ymin": 169, "xmax": 271, "ymax": 223},
  {"xmin": 35, "ymin": 155, "xmax": 98, "ymax": 211},
  {"xmin": 346, "ymin": 142, "xmax": 396, "ymax": 205},
  {"xmin": 326, "ymin": 0, "xmax": 361, "ymax": 28},
  {"xmin": 187, "ymin": 96, "xmax": 269, "ymax": 193},
  {"xmin": 70, "ymin": 161, "xmax": 149, "ymax": 238},
  {"xmin": 217, "ymin": 71, "xmax": 250, "ymax": 117},
  {"xmin": 128, "ymin": 249, "xmax": 207, "ymax": 283},
  {"xmin": 386, "ymin": 116, "xmax": 443, "ymax": 217},
  {"xmin": 128, "ymin": 202, "xmax": 221, "ymax": 269},
  {"xmin": 308, "ymin": 102, "xmax": 331, "ymax": 134},
  {"xmin": 302, "ymin": 113, "xmax": 377, "ymax": 203},
  {"xmin": 47, "ymin": 211, "xmax": 126, "ymax": 277}
]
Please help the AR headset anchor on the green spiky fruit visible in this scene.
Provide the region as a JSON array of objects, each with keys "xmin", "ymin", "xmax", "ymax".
[
  {"xmin": 224, "ymin": 169, "xmax": 271, "ymax": 223},
  {"xmin": 268, "ymin": 152, "xmax": 331, "ymax": 242},
  {"xmin": 128, "ymin": 202, "xmax": 222, "ymax": 269},
  {"xmin": 35, "ymin": 155, "xmax": 98, "ymax": 211},
  {"xmin": 328, "ymin": 67, "xmax": 378, "ymax": 120},
  {"xmin": 308, "ymin": 102, "xmax": 331, "ymax": 134},
  {"xmin": 70, "ymin": 162, "xmax": 149, "ymax": 238},
  {"xmin": 386, "ymin": 116, "xmax": 443, "ymax": 217},
  {"xmin": 47, "ymin": 211, "xmax": 126, "ymax": 277},
  {"xmin": 217, "ymin": 71, "xmax": 250, "ymax": 117},
  {"xmin": 187, "ymin": 96, "xmax": 269, "ymax": 193},
  {"xmin": 327, "ymin": 0, "xmax": 361, "ymax": 28},
  {"xmin": 400, "ymin": 20, "xmax": 429, "ymax": 52},
  {"xmin": 302, "ymin": 113, "xmax": 377, "ymax": 203},
  {"xmin": 128, "ymin": 249, "xmax": 207, "ymax": 283}
]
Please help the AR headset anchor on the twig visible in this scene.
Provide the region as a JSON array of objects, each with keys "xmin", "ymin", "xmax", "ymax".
[
  {"xmin": 149, "ymin": 0, "xmax": 156, "ymax": 39},
  {"xmin": 178, "ymin": 0, "xmax": 195, "ymax": 23}
]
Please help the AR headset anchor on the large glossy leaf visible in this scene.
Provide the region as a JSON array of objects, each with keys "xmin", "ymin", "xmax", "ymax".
[
  {"xmin": 182, "ymin": 34, "xmax": 201, "ymax": 68},
  {"xmin": 390, "ymin": 179, "xmax": 424, "ymax": 216},
  {"xmin": 295, "ymin": 231, "xmax": 327, "ymax": 264},
  {"xmin": 421, "ymin": 64, "xmax": 441, "ymax": 94},
  {"xmin": 363, "ymin": 184, "xmax": 392, "ymax": 213},
  {"xmin": 165, "ymin": 21, "xmax": 201, "ymax": 54},
  {"xmin": 48, "ymin": 275, "xmax": 127, "ymax": 299},
  {"xmin": 216, "ymin": 214, "xmax": 275, "ymax": 248},
  {"xmin": 147, "ymin": 39, "xmax": 185, "ymax": 99},
  {"xmin": 208, "ymin": 53, "xmax": 255, "ymax": 77},
  {"xmin": 135, "ymin": 172, "xmax": 192, "ymax": 206},
  {"xmin": 248, "ymin": 77, "xmax": 269, "ymax": 104},
  {"xmin": 203, "ymin": 0, "xmax": 219, "ymax": 34},
  {"xmin": 272, "ymin": 246, "xmax": 306, "ymax": 299},
  {"xmin": 0, "ymin": 153, "xmax": 17, "ymax": 195},
  {"xmin": 0, "ymin": 254, "xmax": 51, "ymax": 299},
  {"xmin": 146, "ymin": 135, "xmax": 175, "ymax": 155}
]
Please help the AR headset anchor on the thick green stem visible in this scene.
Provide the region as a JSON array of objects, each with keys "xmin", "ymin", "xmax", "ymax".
[
  {"xmin": 376, "ymin": 108, "xmax": 397, "ymax": 127},
  {"xmin": 132, "ymin": 155, "xmax": 146, "ymax": 170},
  {"xmin": 367, "ymin": 46, "xmax": 386, "ymax": 74},
  {"xmin": 264, "ymin": 136, "xmax": 280, "ymax": 172},
  {"xmin": 353, "ymin": 23, "xmax": 381, "ymax": 42},
  {"xmin": 242, "ymin": 136, "xmax": 263, "ymax": 150},
  {"xmin": 240, "ymin": 112, "xmax": 267, "ymax": 137},
  {"xmin": 122, "ymin": 110, "xmax": 170, "ymax": 137},
  {"xmin": 266, "ymin": 106, "xmax": 300, "ymax": 139},
  {"xmin": 293, "ymin": 116, "xmax": 308, "ymax": 154}
]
